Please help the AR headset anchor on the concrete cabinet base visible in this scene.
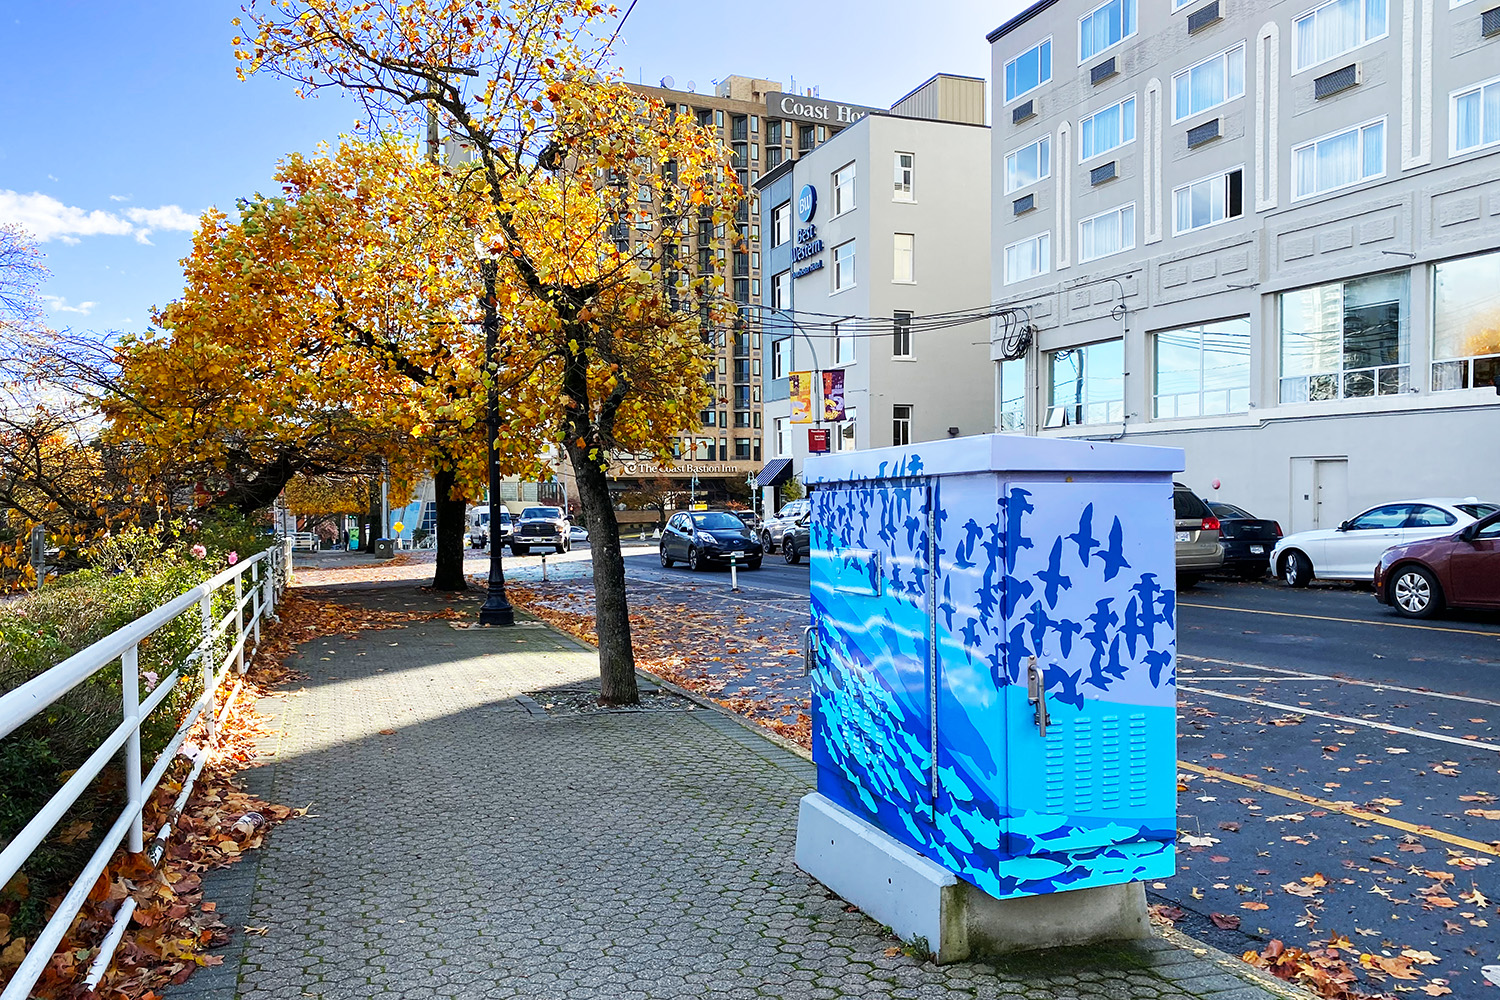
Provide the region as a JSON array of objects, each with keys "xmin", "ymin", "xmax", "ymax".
[{"xmin": 796, "ymin": 793, "xmax": 1150, "ymax": 963}]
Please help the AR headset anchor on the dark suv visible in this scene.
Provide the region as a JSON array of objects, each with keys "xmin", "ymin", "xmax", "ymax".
[{"xmin": 660, "ymin": 510, "xmax": 763, "ymax": 571}]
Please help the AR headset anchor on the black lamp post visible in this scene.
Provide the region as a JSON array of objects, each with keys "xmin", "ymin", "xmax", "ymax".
[{"xmin": 478, "ymin": 255, "xmax": 515, "ymax": 627}]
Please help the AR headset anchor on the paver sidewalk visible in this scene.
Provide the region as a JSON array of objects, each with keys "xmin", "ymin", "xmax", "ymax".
[{"xmin": 178, "ymin": 586, "xmax": 1288, "ymax": 1000}]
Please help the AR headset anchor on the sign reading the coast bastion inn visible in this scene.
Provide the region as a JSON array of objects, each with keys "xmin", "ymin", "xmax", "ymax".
[{"xmin": 614, "ymin": 457, "xmax": 756, "ymax": 479}]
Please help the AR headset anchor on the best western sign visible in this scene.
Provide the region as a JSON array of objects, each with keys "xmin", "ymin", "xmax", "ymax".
[{"xmin": 768, "ymin": 93, "xmax": 879, "ymax": 126}]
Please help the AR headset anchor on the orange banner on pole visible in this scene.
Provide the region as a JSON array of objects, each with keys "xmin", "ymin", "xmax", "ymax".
[{"xmin": 789, "ymin": 371, "xmax": 813, "ymax": 424}]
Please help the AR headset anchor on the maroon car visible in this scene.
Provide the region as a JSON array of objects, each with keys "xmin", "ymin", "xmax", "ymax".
[{"xmin": 1374, "ymin": 511, "xmax": 1500, "ymax": 618}]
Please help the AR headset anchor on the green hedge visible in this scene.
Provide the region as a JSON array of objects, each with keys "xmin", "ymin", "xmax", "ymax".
[{"xmin": 0, "ymin": 515, "xmax": 272, "ymax": 940}]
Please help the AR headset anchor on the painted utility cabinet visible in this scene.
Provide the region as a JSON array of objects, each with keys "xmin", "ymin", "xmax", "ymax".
[{"xmin": 803, "ymin": 434, "xmax": 1181, "ymax": 900}]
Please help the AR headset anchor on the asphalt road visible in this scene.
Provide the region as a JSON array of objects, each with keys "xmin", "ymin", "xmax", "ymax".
[{"xmin": 495, "ymin": 542, "xmax": 1500, "ymax": 994}]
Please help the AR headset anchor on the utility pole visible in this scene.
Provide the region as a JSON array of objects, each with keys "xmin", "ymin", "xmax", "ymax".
[{"xmin": 478, "ymin": 255, "xmax": 515, "ymax": 627}]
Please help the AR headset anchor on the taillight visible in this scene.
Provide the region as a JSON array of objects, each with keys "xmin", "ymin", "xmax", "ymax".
[
  {"xmin": 1201, "ymin": 516, "xmax": 1221, "ymax": 531},
  {"xmin": 1273, "ymin": 522, "xmax": 1283, "ymax": 538}
]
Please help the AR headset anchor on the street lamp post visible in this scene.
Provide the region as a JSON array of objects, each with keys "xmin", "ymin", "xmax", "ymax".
[{"xmin": 478, "ymin": 256, "xmax": 515, "ymax": 627}]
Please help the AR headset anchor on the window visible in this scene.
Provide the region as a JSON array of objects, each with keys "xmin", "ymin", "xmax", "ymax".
[
  {"xmin": 1080, "ymin": 0, "xmax": 1137, "ymax": 61},
  {"xmin": 771, "ymin": 336, "xmax": 793, "ymax": 379},
  {"xmin": 833, "ymin": 240, "xmax": 857, "ymax": 291},
  {"xmin": 771, "ymin": 270, "xmax": 790, "ymax": 310},
  {"xmin": 1047, "ymin": 340, "xmax": 1125, "ymax": 425},
  {"xmin": 893, "ymin": 311, "xmax": 913, "ymax": 358},
  {"xmin": 799, "ymin": 124, "xmax": 816, "ymax": 150},
  {"xmin": 1006, "ymin": 135, "xmax": 1052, "ymax": 193},
  {"xmin": 832, "ymin": 162, "xmax": 856, "ymax": 216},
  {"xmin": 776, "ymin": 417, "xmax": 792, "ymax": 456},
  {"xmin": 1004, "ymin": 232, "xmax": 1051, "ymax": 284},
  {"xmin": 1173, "ymin": 167, "xmax": 1244, "ymax": 234},
  {"xmin": 894, "ymin": 152, "xmax": 915, "ymax": 201},
  {"xmin": 1005, "ymin": 38, "xmax": 1053, "ymax": 102},
  {"xmin": 1294, "ymin": 0, "xmax": 1387, "ymax": 72},
  {"xmin": 893, "ymin": 233, "xmax": 915, "ymax": 282},
  {"xmin": 818, "ymin": 125, "xmax": 827, "ymax": 143},
  {"xmin": 751, "ymin": 278, "xmax": 761, "ymax": 297},
  {"xmin": 1451, "ymin": 76, "xmax": 1500, "ymax": 154},
  {"xmin": 1078, "ymin": 203, "xmax": 1135, "ymax": 262},
  {"xmin": 1279, "ymin": 271, "xmax": 1410, "ymax": 402},
  {"xmin": 735, "ymin": 438, "xmax": 752, "ymax": 460},
  {"xmin": 836, "ymin": 406, "xmax": 858, "ymax": 451},
  {"xmin": 752, "ymin": 143, "xmax": 760, "ymax": 161},
  {"xmin": 834, "ymin": 321, "xmax": 855, "ymax": 364},
  {"xmin": 1292, "ymin": 119, "xmax": 1385, "ymax": 199},
  {"xmin": 1407, "ymin": 504, "xmax": 1457, "ymax": 528},
  {"xmin": 751, "ymin": 115, "xmax": 760, "ymax": 133},
  {"xmin": 1153, "ymin": 317, "xmax": 1252, "ymax": 418},
  {"xmin": 1432, "ymin": 250, "xmax": 1500, "ymax": 390},
  {"xmin": 1172, "ymin": 44, "xmax": 1245, "ymax": 122},
  {"xmin": 1079, "ymin": 97, "xmax": 1135, "ymax": 161},
  {"xmin": 999, "ymin": 358, "xmax": 1027, "ymax": 431},
  {"xmin": 768, "ymin": 119, "xmax": 782, "ymax": 144},
  {"xmin": 715, "ymin": 110, "xmax": 724, "ymax": 128},
  {"xmin": 767, "ymin": 147, "xmax": 784, "ymax": 169},
  {"xmin": 751, "ymin": 251, "xmax": 760, "ymax": 270},
  {"xmin": 892, "ymin": 405, "xmax": 912, "ymax": 446},
  {"xmin": 1348, "ymin": 504, "xmax": 1412, "ymax": 530},
  {"xmin": 637, "ymin": 183, "xmax": 653, "ymax": 202},
  {"xmin": 773, "ymin": 202, "xmax": 792, "ymax": 246}
]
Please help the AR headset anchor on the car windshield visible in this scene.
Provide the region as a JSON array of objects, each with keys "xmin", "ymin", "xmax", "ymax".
[
  {"xmin": 1209, "ymin": 502, "xmax": 1253, "ymax": 519},
  {"xmin": 499, "ymin": 512, "xmax": 511, "ymax": 522},
  {"xmin": 691, "ymin": 512, "xmax": 746, "ymax": 530},
  {"xmin": 1458, "ymin": 503, "xmax": 1500, "ymax": 519},
  {"xmin": 522, "ymin": 507, "xmax": 562, "ymax": 520}
]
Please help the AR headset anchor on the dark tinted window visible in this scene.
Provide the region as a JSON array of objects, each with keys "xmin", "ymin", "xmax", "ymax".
[
  {"xmin": 1209, "ymin": 502, "xmax": 1254, "ymax": 520},
  {"xmin": 1406, "ymin": 505, "xmax": 1457, "ymax": 528},
  {"xmin": 1173, "ymin": 486, "xmax": 1211, "ymax": 520}
]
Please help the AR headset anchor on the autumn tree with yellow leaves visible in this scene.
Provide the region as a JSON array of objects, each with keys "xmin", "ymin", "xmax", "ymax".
[{"xmin": 240, "ymin": 0, "xmax": 742, "ymax": 703}]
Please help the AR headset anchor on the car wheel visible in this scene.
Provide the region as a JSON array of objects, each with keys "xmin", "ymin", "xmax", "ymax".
[
  {"xmin": 761, "ymin": 530, "xmax": 774, "ymax": 553},
  {"xmin": 1283, "ymin": 551, "xmax": 1312, "ymax": 588},
  {"xmin": 1391, "ymin": 565, "xmax": 1443, "ymax": 619},
  {"xmin": 747, "ymin": 557, "xmax": 762, "ymax": 570},
  {"xmin": 688, "ymin": 547, "xmax": 702, "ymax": 571},
  {"xmin": 512, "ymin": 544, "xmax": 529, "ymax": 556},
  {"xmin": 660, "ymin": 549, "xmax": 673, "ymax": 568},
  {"xmin": 561, "ymin": 538, "xmax": 570, "ymax": 553},
  {"xmin": 1178, "ymin": 573, "xmax": 1202, "ymax": 589},
  {"xmin": 784, "ymin": 542, "xmax": 800, "ymax": 565}
]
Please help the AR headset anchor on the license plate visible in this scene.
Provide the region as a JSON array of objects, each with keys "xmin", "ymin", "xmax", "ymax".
[
  {"xmin": 1175, "ymin": 531, "xmax": 1191, "ymax": 542},
  {"xmin": 1250, "ymin": 545, "xmax": 1265, "ymax": 554}
]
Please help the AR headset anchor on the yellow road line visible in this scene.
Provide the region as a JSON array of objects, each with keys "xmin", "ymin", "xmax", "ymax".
[
  {"xmin": 1177, "ymin": 601, "xmax": 1500, "ymax": 638},
  {"xmin": 1177, "ymin": 760, "xmax": 1500, "ymax": 857}
]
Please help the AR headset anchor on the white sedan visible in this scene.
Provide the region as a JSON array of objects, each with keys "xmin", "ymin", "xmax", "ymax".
[{"xmin": 1272, "ymin": 497, "xmax": 1499, "ymax": 586}]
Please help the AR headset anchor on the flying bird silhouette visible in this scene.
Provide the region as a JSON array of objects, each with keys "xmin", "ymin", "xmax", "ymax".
[
  {"xmin": 1100, "ymin": 517, "xmax": 1132, "ymax": 581},
  {"xmin": 1036, "ymin": 538, "xmax": 1073, "ymax": 608},
  {"xmin": 1043, "ymin": 663, "xmax": 1086, "ymax": 710},
  {"xmin": 1067, "ymin": 504, "xmax": 1101, "ymax": 568},
  {"xmin": 1005, "ymin": 489, "xmax": 1035, "ymax": 571},
  {"xmin": 1145, "ymin": 648, "xmax": 1174, "ymax": 687}
]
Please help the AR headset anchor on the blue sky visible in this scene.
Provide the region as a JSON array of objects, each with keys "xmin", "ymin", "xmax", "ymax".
[{"xmin": 0, "ymin": 1, "xmax": 1014, "ymax": 336}]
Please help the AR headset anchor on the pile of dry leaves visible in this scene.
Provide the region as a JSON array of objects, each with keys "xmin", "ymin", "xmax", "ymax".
[
  {"xmin": 0, "ymin": 594, "xmax": 340, "ymax": 999},
  {"xmin": 507, "ymin": 583, "xmax": 813, "ymax": 748}
]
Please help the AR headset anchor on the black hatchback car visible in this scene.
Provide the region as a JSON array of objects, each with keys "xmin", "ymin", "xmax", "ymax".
[
  {"xmin": 660, "ymin": 510, "xmax": 764, "ymax": 571},
  {"xmin": 1207, "ymin": 501, "xmax": 1282, "ymax": 579}
]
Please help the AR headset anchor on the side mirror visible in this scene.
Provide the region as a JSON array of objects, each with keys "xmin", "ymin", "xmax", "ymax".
[
  {"xmin": 1338, "ymin": 520, "xmax": 1352, "ymax": 532},
  {"xmin": 1459, "ymin": 524, "xmax": 1479, "ymax": 544}
]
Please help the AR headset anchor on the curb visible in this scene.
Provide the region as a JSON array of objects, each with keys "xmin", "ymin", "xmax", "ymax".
[{"xmin": 1155, "ymin": 922, "xmax": 1312, "ymax": 1000}]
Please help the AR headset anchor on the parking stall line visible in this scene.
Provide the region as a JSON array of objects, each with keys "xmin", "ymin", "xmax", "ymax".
[
  {"xmin": 1177, "ymin": 601, "xmax": 1500, "ymax": 638},
  {"xmin": 1179, "ymin": 653, "xmax": 1500, "ymax": 709},
  {"xmin": 1178, "ymin": 684, "xmax": 1500, "ymax": 753},
  {"xmin": 1177, "ymin": 761, "xmax": 1500, "ymax": 857}
]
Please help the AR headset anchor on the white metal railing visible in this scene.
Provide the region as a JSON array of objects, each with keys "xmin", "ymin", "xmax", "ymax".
[{"xmin": 0, "ymin": 538, "xmax": 294, "ymax": 999}]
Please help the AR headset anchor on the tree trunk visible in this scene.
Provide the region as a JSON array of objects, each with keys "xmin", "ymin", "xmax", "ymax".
[
  {"xmin": 432, "ymin": 465, "xmax": 468, "ymax": 591},
  {"xmin": 568, "ymin": 445, "xmax": 638, "ymax": 705}
]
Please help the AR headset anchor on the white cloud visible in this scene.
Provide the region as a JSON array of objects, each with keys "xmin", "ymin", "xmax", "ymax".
[
  {"xmin": 109, "ymin": 194, "xmax": 131, "ymax": 202},
  {"xmin": 0, "ymin": 190, "xmax": 199, "ymax": 245},
  {"xmin": 41, "ymin": 295, "xmax": 97, "ymax": 316}
]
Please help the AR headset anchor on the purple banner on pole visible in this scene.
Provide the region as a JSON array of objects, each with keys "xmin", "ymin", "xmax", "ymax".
[{"xmin": 822, "ymin": 369, "xmax": 845, "ymax": 422}]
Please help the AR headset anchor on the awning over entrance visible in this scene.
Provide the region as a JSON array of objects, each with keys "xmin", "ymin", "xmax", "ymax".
[{"xmin": 755, "ymin": 457, "xmax": 794, "ymax": 488}]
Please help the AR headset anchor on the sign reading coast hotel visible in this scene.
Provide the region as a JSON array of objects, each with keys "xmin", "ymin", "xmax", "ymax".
[{"xmin": 768, "ymin": 92, "xmax": 880, "ymax": 126}]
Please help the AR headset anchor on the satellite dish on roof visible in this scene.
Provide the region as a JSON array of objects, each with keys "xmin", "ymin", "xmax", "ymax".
[
  {"xmin": 686, "ymin": 80, "xmax": 696, "ymax": 93},
  {"xmin": 660, "ymin": 75, "xmax": 675, "ymax": 89}
]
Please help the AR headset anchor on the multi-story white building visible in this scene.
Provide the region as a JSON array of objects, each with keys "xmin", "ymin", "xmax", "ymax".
[
  {"xmin": 756, "ymin": 75, "xmax": 993, "ymax": 509},
  {"xmin": 987, "ymin": 0, "xmax": 1500, "ymax": 535}
]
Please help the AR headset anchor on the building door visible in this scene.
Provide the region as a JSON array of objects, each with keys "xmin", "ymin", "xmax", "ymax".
[{"xmin": 1290, "ymin": 457, "xmax": 1349, "ymax": 532}]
